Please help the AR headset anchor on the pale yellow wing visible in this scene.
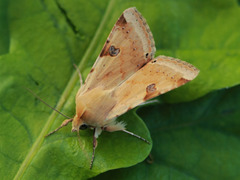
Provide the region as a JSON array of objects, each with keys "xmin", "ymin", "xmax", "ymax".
[
  {"xmin": 106, "ymin": 56, "xmax": 199, "ymax": 120},
  {"xmin": 79, "ymin": 7, "xmax": 156, "ymax": 95}
]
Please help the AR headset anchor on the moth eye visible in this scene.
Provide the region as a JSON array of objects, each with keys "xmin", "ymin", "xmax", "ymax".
[
  {"xmin": 109, "ymin": 45, "xmax": 120, "ymax": 56},
  {"xmin": 79, "ymin": 124, "xmax": 88, "ymax": 130}
]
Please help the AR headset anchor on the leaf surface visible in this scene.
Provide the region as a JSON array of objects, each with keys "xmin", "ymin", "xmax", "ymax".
[{"xmin": 0, "ymin": 0, "xmax": 240, "ymax": 179}]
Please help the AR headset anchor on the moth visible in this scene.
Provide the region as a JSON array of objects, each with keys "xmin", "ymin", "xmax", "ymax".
[{"xmin": 45, "ymin": 7, "xmax": 199, "ymax": 169}]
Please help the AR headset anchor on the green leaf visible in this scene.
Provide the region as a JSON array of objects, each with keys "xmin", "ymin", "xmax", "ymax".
[
  {"xmin": 0, "ymin": 0, "xmax": 9, "ymax": 54},
  {"xmin": 0, "ymin": 0, "xmax": 152, "ymax": 179},
  {"xmin": 93, "ymin": 84, "xmax": 240, "ymax": 180},
  {"xmin": 1, "ymin": 0, "xmax": 240, "ymax": 179}
]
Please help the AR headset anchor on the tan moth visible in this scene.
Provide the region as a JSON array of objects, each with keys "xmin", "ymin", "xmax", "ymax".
[{"xmin": 43, "ymin": 7, "xmax": 199, "ymax": 169}]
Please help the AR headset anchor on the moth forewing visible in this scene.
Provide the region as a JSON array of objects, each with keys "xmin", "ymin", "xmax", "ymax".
[{"xmin": 78, "ymin": 7, "xmax": 156, "ymax": 95}]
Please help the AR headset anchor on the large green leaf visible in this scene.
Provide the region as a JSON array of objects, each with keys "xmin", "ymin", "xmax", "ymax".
[
  {"xmin": 0, "ymin": 0, "xmax": 240, "ymax": 179},
  {"xmin": 0, "ymin": 0, "xmax": 9, "ymax": 54},
  {"xmin": 93, "ymin": 84, "xmax": 240, "ymax": 180}
]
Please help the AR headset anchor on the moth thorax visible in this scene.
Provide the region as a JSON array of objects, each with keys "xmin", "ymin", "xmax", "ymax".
[{"xmin": 76, "ymin": 99, "xmax": 86, "ymax": 117}]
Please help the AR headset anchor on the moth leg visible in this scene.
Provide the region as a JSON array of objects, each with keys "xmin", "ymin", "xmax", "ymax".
[
  {"xmin": 102, "ymin": 122, "xmax": 150, "ymax": 144},
  {"xmin": 146, "ymin": 153, "xmax": 154, "ymax": 164},
  {"xmin": 121, "ymin": 129, "xmax": 150, "ymax": 144},
  {"xmin": 45, "ymin": 118, "xmax": 73, "ymax": 137},
  {"xmin": 73, "ymin": 64, "xmax": 83, "ymax": 86},
  {"xmin": 90, "ymin": 128, "xmax": 98, "ymax": 169}
]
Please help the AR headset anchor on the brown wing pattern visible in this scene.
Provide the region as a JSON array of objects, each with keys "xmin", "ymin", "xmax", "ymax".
[
  {"xmin": 79, "ymin": 8, "xmax": 156, "ymax": 95},
  {"xmin": 106, "ymin": 56, "xmax": 199, "ymax": 120}
]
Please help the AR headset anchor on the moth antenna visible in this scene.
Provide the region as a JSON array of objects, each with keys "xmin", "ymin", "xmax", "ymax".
[
  {"xmin": 121, "ymin": 129, "xmax": 150, "ymax": 144},
  {"xmin": 73, "ymin": 64, "xmax": 83, "ymax": 86},
  {"xmin": 90, "ymin": 128, "xmax": 97, "ymax": 169},
  {"xmin": 25, "ymin": 87, "xmax": 71, "ymax": 119},
  {"xmin": 45, "ymin": 118, "xmax": 73, "ymax": 137},
  {"xmin": 77, "ymin": 130, "xmax": 81, "ymax": 145}
]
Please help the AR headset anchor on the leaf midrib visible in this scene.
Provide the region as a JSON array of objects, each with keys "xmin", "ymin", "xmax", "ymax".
[{"xmin": 13, "ymin": 1, "xmax": 115, "ymax": 179}]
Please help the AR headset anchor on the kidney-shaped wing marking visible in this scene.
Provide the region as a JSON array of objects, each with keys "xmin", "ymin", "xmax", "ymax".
[{"xmin": 78, "ymin": 7, "xmax": 156, "ymax": 96}]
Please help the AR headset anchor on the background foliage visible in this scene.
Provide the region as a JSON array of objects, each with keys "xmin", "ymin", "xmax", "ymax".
[{"xmin": 0, "ymin": 0, "xmax": 240, "ymax": 179}]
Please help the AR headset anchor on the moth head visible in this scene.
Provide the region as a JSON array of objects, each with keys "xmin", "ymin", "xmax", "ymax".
[
  {"xmin": 72, "ymin": 100, "xmax": 87, "ymax": 132},
  {"xmin": 72, "ymin": 114, "xmax": 85, "ymax": 132}
]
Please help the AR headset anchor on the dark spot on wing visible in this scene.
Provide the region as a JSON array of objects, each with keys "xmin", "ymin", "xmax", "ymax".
[
  {"xmin": 109, "ymin": 45, "xmax": 120, "ymax": 56},
  {"xmin": 127, "ymin": 107, "xmax": 132, "ymax": 111},
  {"xmin": 177, "ymin": 78, "xmax": 189, "ymax": 86},
  {"xmin": 116, "ymin": 14, "xmax": 127, "ymax": 26},
  {"xmin": 139, "ymin": 62, "xmax": 147, "ymax": 69},
  {"xmin": 90, "ymin": 68, "xmax": 94, "ymax": 73},
  {"xmin": 144, "ymin": 83, "xmax": 158, "ymax": 100},
  {"xmin": 100, "ymin": 39, "xmax": 110, "ymax": 57},
  {"xmin": 146, "ymin": 84, "xmax": 156, "ymax": 93}
]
